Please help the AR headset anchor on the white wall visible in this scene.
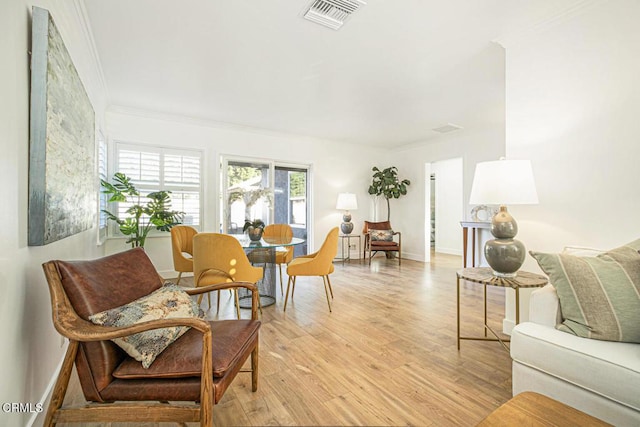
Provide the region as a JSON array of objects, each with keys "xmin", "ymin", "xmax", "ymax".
[
  {"xmin": 504, "ymin": 0, "xmax": 640, "ymax": 266},
  {"xmin": 104, "ymin": 109, "xmax": 384, "ymax": 271},
  {"xmin": 432, "ymin": 158, "xmax": 463, "ymax": 255},
  {"xmin": 0, "ymin": 1, "xmax": 107, "ymax": 426},
  {"xmin": 502, "ymin": 0, "xmax": 640, "ymax": 330}
]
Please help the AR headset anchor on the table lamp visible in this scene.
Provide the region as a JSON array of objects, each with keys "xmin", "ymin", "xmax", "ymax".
[
  {"xmin": 336, "ymin": 193, "xmax": 358, "ymax": 234},
  {"xmin": 469, "ymin": 159, "xmax": 538, "ymax": 277}
]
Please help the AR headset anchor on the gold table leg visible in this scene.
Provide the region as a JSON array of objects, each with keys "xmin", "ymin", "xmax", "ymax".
[
  {"xmin": 457, "ymin": 275, "xmax": 461, "ymax": 350},
  {"xmin": 483, "ymin": 283, "xmax": 488, "ymax": 337},
  {"xmin": 515, "ymin": 287, "xmax": 520, "ymax": 325}
]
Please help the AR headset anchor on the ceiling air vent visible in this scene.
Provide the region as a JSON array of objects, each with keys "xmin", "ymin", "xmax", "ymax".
[
  {"xmin": 432, "ymin": 123, "xmax": 463, "ymax": 134},
  {"xmin": 303, "ymin": 0, "xmax": 366, "ymax": 30}
]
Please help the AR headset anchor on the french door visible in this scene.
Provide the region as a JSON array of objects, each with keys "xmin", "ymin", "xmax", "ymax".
[{"xmin": 221, "ymin": 156, "xmax": 309, "ymax": 256}]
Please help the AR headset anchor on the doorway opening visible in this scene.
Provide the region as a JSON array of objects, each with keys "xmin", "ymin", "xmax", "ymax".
[{"xmin": 425, "ymin": 158, "xmax": 463, "ymax": 260}]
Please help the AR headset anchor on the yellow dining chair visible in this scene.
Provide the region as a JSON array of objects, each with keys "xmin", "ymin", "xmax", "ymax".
[
  {"xmin": 171, "ymin": 225, "xmax": 216, "ymax": 308},
  {"xmin": 284, "ymin": 227, "xmax": 339, "ymax": 312},
  {"xmin": 193, "ymin": 233, "xmax": 264, "ymax": 319},
  {"xmin": 170, "ymin": 225, "xmax": 198, "ymax": 285},
  {"xmin": 263, "ymin": 224, "xmax": 294, "ymax": 294}
]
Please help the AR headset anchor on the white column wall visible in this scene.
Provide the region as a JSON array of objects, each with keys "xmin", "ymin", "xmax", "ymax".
[
  {"xmin": 505, "ymin": 0, "xmax": 640, "ymax": 267},
  {"xmin": 503, "ymin": 0, "xmax": 640, "ymax": 330}
]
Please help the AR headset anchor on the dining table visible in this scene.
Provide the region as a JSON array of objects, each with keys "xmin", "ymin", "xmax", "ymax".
[{"xmin": 232, "ymin": 234, "xmax": 306, "ymax": 308}]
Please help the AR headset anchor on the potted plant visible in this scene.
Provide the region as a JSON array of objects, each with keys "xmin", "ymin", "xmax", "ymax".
[
  {"xmin": 243, "ymin": 219, "xmax": 266, "ymax": 242},
  {"xmin": 368, "ymin": 166, "xmax": 411, "ymax": 221},
  {"xmin": 101, "ymin": 172, "xmax": 184, "ymax": 248}
]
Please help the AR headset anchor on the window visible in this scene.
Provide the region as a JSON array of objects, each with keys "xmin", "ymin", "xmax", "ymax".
[
  {"xmin": 97, "ymin": 131, "xmax": 108, "ymax": 243},
  {"xmin": 288, "ymin": 170, "xmax": 306, "ymax": 226},
  {"xmin": 111, "ymin": 142, "xmax": 203, "ymax": 235}
]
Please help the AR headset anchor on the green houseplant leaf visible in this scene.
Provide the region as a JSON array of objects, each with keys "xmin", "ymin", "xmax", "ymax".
[
  {"xmin": 101, "ymin": 173, "xmax": 184, "ymax": 248},
  {"xmin": 368, "ymin": 166, "xmax": 411, "ymax": 221}
]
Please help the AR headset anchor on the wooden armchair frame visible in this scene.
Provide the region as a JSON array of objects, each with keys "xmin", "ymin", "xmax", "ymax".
[
  {"xmin": 362, "ymin": 221, "xmax": 402, "ymax": 265},
  {"xmin": 42, "ymin": 260, "xmax": 259, "ymax": 427}
]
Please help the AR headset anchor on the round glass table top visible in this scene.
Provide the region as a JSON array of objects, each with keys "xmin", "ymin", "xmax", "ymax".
[{"xmin": 231, "ymin": 234, "xmax": 305, "ymax": 248}]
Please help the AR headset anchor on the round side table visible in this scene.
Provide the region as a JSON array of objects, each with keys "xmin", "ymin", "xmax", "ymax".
[{"xmin": 456, "ymin": 267, "xmax": 547, "ymax": 351}]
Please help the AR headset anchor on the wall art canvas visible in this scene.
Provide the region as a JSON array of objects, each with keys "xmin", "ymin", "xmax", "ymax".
[{"xmin": 29, "ymin": 7, "xmax": 96, "ymax": 246}]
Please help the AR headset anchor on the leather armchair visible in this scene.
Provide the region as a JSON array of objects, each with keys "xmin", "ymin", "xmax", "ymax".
[
  {"xmin": 363, "ymin": 220, "xmax": 402, "ymax": 265},
  {"xmin": 41, "ymin": 247, "xmax": 260, "ymax": 427}
]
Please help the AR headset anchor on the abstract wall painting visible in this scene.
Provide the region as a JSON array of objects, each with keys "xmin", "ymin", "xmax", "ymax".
[{"xmin": 29, "ymin": 7, "xmax": 96, "ymax": 246}]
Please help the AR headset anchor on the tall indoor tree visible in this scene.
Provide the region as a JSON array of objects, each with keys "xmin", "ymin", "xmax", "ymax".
[{"xmin": 368, "ymin": 166, "xmax": 411, "ymax": 221}]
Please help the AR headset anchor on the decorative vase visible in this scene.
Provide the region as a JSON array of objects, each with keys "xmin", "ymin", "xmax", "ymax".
[
  {"xmin": 484, "ymin": 206, "xmax": 525, "ymax": 277},
  {"xmin": 247, "ymin": 227, "xmax": 263, "ymax": 242},
  {"xmin": 340, "ymin": 212, "xmax": 354, "ymax": 234}
]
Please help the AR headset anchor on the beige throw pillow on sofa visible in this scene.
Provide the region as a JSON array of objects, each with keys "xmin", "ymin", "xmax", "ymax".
[{"xmin": 530, "ymin": 239, "xmax": 640, "ymax": 343}]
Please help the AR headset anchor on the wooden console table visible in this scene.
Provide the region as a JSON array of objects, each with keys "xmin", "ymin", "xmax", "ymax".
[{"xmin": 460, "ymin": 221, "xmax": 491, "ymax": 267}]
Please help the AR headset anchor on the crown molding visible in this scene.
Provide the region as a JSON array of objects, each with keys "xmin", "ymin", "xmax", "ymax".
[
  {"xmin": 107, "ymin": 105, "xmax": 349, "ymax": 146},
  {"xmin": 71, "ymin": 0, "xmax": 109, "ymax": 105},
  {"xmin": 493, "ymin": 0, "xmax": 606, "ymax": 49}
]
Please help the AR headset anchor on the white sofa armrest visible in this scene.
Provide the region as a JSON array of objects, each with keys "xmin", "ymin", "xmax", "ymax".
[{"xmin": 529, "ymin": 284, "xmax": 561, "ymax": 327}]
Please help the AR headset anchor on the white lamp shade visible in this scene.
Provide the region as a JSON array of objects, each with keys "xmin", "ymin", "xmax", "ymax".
[
  {"xmin": 469, "ymin": 159, "xmax": 539, "ymax": 205},
  {"xmin": 336, "ymin": 193, "xmax": 358, "ymax": 210}
]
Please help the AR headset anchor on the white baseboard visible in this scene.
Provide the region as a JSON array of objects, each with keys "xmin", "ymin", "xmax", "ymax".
[
  {"xmin": 434, "ymin": 247, "xmax": 463, "ymax": 256},
  {"xmin": 28, "ymin": 340, "xmax": 68, "ymax": 427}
]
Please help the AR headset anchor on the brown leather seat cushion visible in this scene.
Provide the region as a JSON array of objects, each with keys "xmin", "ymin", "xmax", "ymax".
[
  {"xmin": 371, "ymin": 241, "xmax": 399, "ymax": 247},
  {"xmin": 113, "ymin": 319, "xmax": 260, "ymax": 379}
]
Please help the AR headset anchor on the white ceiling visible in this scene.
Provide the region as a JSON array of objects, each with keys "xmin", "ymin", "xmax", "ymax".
[{"xmin": 83, "ymin": 0, "xmax": 583, "ymax": 148}]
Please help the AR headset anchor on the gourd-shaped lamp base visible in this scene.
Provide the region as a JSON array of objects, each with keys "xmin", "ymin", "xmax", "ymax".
[
  {"xmin": 484, "ymin": 205, "xmax": 526, "ymax": 277},
  {"xmin": 340, "ymin": 212, "xmax": 354, "ymax": 235}
]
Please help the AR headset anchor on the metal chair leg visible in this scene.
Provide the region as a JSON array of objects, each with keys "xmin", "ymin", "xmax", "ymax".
[
  {"xmin": 322, "ymin": 276, "xmax": 332, "ymax": 312},
  {"xmin": 284, "ymin": 276, "xmax": 294, "ymax": 312},
  {"xmin": 326, "ymin": 275, "xmax": 334, "ymax": 298}
]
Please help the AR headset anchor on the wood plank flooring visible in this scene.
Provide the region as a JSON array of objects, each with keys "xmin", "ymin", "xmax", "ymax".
[{"xmin": 59, "ymin": 252, "xmax": 514, "ymax": 426}]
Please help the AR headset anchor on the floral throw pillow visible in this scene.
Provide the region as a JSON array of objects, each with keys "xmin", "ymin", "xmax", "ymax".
[
  {"xmin": 370, "ymin": 229, "xmax": 394, "ymax": 242},
  {"xmin": 89, "ymin": 283, "xmax": 203, "ymax": 368}
]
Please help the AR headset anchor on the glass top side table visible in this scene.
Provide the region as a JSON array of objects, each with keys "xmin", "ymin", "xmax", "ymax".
[{"xmin": 456, "ymin": 267, "xmax": 548, "ymax": 351}]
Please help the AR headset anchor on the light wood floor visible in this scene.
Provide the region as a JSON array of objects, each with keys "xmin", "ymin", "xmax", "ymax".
[{"xmin": 60, "ymin": 252, "xmax": 514, "ymax": 426}]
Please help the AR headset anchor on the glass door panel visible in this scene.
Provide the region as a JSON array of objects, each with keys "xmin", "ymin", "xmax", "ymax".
[
  {"xmin": 224, "ymin": 160, "xmax": 272, "ymax": 234},
  {"xmin": 221, "ymin": 157, "xmax": 310, "ymax": 257},
  {"xmin": 274, "ymin": 166, "xmax": 308, "ymax": 257}
]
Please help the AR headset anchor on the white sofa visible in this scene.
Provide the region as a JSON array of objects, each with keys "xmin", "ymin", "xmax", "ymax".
[{"xmin": 510, "ymin": 284, "xmax": 640, "ymax": 426}]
